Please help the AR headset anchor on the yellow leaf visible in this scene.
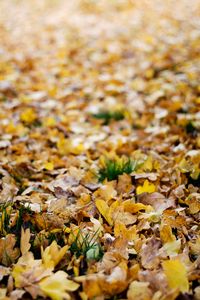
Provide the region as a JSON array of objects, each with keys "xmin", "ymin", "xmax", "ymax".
[
  {"xmin": 5, "ymin": 122, "xmax": 27, "ymax": 136},
  {"xmin": 39, "ymin": 271, "xmax": 79, "ymax": 300},
  {"xmin": 57, "ymin": 138, "xmax": 84, "ymax": 155},
  {"xmin": 71, "ymin": 143, "xmax": 84, "ymax": 155},
  {"xmin": 20, "ymin": 108, "xmax": 37, "ymax": 123},
  {"xmin": 95, "ymin": 199, "xmax": 113, "ymax": 226},
  {"xmin": 114, "ymin": 222, "xmax": 137, "ymax": 241},
  {"xmin": 20, "ymin": 228, "xmax": 31, "ymax": 256},
  {"xmin": 12, "ymin": 252, "xmax": 52, "ymax": 289},
  {"xmin": 160, "ymin": 224, "xmax": 176, "ymax": 244},
  {"xmin": 48, "ymin": 86, "xmax": 57, "ymax": 97},
  {"xmin": 41, "ymin": 241, "xmax": 69, "ymax": 269},
  {"xmin": 141, "ymin": 156, "xmax": 153, "ymax": 172},
  {"xmin": 43, "ymin": 117, "xmax": 56, "ymax": 127},
  {"xmin": 123, "ymin": 200, "xmax": 148, "ymax": 213},
  {"xmin": 57, "ymin": 137, "xmax": 71, "ymax": 155},
  {"xmin": 162, "ymin": 259, "xmax": 189, "ymax": 292},
  {"xmin": 162, "ymin": 240, "xmax": 181, "ymax": 258},
  {"xmin": 179, "ymin": 158, "xmax": 192, "ymax": 173},
  {"xmin": 44, "ymin": 162, "xmax": 54, "ymax": 171},
  {"xmin": 136, "ymin": 180, "xmax": 156, "ymax": 195},
  {"xmin": 12, "ymin": 252, "xmax": 36, "ymax": 288}
]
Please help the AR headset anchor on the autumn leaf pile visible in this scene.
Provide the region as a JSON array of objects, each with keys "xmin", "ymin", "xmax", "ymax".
[{"xmin": 0, "ymin": 0, "xmax": 200, "ymax": 299}]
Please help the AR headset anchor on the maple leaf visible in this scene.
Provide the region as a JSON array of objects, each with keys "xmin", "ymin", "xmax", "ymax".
[
  {"xmin": 41, "ymin": 240, "xmax": 69, "ymax": 269},
  {"xmin": 12, "ymin": 252, "xmax": 52, "ymax": 298},
  {"xmin": 39, "ymin": 270, "xmax": 79, "ymax": 300},
  {"xmin": 0, "ymin": 234, "xmax": 20, "ymax": 266},
  {"xmin": 20, "ymin": 227, "xmax": 31, "ymax": 256}
]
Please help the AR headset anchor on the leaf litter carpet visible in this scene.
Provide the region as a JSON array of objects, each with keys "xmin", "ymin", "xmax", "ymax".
[{"xmin": 0, "ymin": 0, "xmax": 200, "ymax": 299}]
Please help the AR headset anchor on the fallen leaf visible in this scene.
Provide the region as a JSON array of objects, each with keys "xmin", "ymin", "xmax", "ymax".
[
  {"xmin": 136, "ymin": 180, "xmax": 156, "ymax": 195},
  {"xmin": 20, "ymin": 108, "xmax": 37, "ymax": 124},
  {"xmin": 95, "ymin": 199, "xmax": 113, "ymax": 226},
  {"xmin": 41, "ymin": 241, "xmax": 69, "ymax": 269},
  {"xmin": 39, "ymin": 270, "xmax": 79, "ymax": 300},
  {"xmin": 141, "ymin": 237, "xmax": 161, "ymax": 269},
  {"xmin": 162, "ymin": 259, "xmax": 189, "ymax": 292},
  {"xmin": 123, "ymin": 200, "xmax": 149, "ymax": 213},
  {"xmin": 0, "ymin": 235, "xmax": 20, "ymax": 266},
  {"xmin": 20, "ymin": 228, "xmax": 31, "ymax": 256},
  {"xmin": 127, "ymin": 281, "xmax": 152, "ymax": 300}
]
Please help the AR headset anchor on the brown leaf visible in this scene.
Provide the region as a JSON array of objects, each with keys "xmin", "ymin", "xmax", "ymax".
[
  {"xmin": 138, "ymin": 192, "xmax": 175, "ymax": 212},
  {"xmin": 140, "ymin": 237, "xmax": 161, "ymax": 269}
]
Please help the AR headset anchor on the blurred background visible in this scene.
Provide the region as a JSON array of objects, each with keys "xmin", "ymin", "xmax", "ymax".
[{"xmin": 0, "ymin": 0, "xmax": 200, "ymax": 106}]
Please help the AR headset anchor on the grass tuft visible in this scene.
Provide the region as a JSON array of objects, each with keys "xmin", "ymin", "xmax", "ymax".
[
  {"xmin": 0, "ymin": 203, "xmax": 12, "ymax": 235},
  {"xmin": 98, "ymin": 157, "xmax": 138, "ymax": 182},
  {"xmin": 185, "ymin": 121, "xmax": 198, "ymax": 135},
  {"xmin": 69, "ymin": 229, "xmax": 103, "ymax": 261},
  {"xmin": 92, "ymin": 110, "xmax": 125, "ymax": 125},
  {"xmin": 0, "ymin": 202, "xmax": 34, "ymax": 238}
]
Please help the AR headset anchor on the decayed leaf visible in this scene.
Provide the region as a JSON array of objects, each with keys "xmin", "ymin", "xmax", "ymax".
[
  {"xmin": 39, "ymin": 270, "xmax": 79, "ymax": 300},
  {"xmin": 162, "ymin": 259, "xmax": 189, "ymax": 293}
]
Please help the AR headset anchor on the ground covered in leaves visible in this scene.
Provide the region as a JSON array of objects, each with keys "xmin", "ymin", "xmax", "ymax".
[{"xmin": 0, "ymin": 0, "xmax": 200, "ymax": 299}]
